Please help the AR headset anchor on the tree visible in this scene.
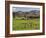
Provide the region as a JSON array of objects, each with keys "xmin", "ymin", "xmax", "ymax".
[{"xmin": 13, "ymin": 12, "xmax": 16, "ymax": 18}]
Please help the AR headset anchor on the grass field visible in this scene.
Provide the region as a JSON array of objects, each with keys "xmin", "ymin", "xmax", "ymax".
[{"xmin": 12, "ymin": 17, "xmax": 40, "ymax": 31}]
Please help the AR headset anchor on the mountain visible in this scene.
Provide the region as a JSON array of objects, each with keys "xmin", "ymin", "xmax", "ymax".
[{"xmin": 13, "ymin": 10, "xmax": 40, "ymax": 17}]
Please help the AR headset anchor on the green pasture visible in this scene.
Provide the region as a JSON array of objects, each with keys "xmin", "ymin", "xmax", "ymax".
[{"xmin": 12, "ymin": 17, "xmax": 40, "ymax": 31}]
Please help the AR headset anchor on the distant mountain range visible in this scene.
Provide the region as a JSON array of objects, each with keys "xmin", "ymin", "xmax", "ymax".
[{"xmin": 13, "ymin": 10, "xmax": 40, "ymax": 17}]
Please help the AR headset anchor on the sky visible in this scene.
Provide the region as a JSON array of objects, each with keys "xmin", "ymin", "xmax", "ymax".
[{"xmin": 12, "ymin": 7, "xmax": 40, "ymax": 12}]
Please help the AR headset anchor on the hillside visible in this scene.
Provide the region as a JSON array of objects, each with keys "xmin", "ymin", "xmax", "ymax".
[{"xmin": 13, "ymin": 10, "xmax": 40, "ymax": 18}]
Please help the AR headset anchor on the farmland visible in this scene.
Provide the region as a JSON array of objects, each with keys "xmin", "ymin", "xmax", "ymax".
[
  {"xmin": 12, "ymin": 7, "xmax": 40, "ymax": 31},
  {"xmin": 12, "ymin": 17, "xmax": 40, "ymax": 31}
]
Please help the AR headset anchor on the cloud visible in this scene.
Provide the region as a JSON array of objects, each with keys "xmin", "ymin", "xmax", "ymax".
[{"xmin": 12, "ymin": 7, "xmax": 40, "ymax": 12}]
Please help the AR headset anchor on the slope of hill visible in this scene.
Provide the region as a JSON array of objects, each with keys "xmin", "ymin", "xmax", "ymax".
[{"xmin": 13, "ymin": 10, "xmax": 40, "ymax": 17}]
